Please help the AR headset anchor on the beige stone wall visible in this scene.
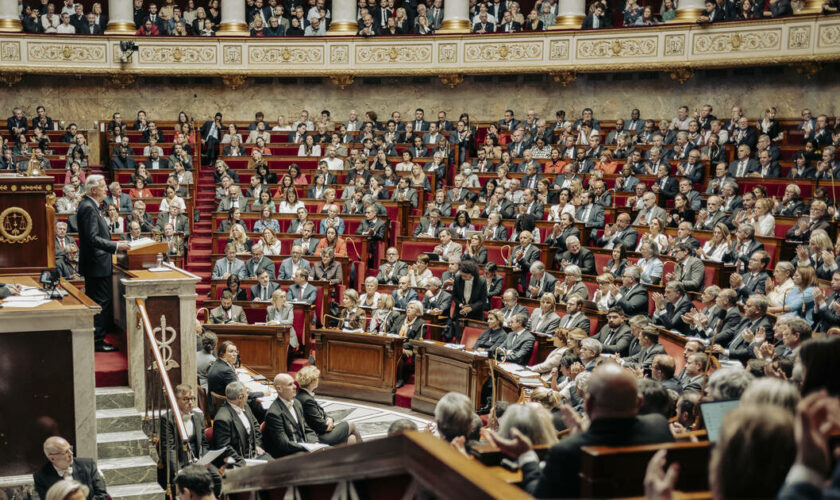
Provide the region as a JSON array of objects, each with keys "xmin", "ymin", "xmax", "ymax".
[{"xmin": 6, "ymin": 70, "xmax": 839, "ymax": 130}]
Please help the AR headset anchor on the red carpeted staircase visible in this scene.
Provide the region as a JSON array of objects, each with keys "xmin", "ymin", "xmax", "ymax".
[{"xmin": 186, "ymin": 160, "xmax": 217, "ymax": 307}]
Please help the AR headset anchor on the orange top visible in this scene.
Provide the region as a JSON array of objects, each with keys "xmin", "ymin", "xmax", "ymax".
[
  {"xmin": 315, "ymin": 236, "xmax": 348, "ymax": 258},
  {"xmin": 594, "ymin": 161, "xmax": 620, "ymax": 175}
]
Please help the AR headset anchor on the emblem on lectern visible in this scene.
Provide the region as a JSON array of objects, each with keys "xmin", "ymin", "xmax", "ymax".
[
  {"xmin": 0, "ymin": 206, "xmax": 37, "ymax": 244},
  {"xmin": 148, "ymin": 314, "xmax": 180, "ymax": 372}
]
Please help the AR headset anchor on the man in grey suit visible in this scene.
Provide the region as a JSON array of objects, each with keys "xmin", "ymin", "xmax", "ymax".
[
  {"xmin": 575, "ymin": 191, "xmax": 605, "ymax": 240},
  {"xmin": 293, "ymin": 222, "xmax": 319, "ymax": 256},
  {"xmin": 592, "ymin": 308, "xmax": 633, "ymax": 356},
  {"xmin": 210, "ymin": 290, "xmax": 248, "ymax": 324},
  {"xmin": 557, "ymin": 296, "xmax": 590, "ymax": 332},
  {"xmin": 212, "ymin": 243, "xmax": 247, "ymax": 280},
  {"xmin": 342, "ymin": 110, "xmax": 363, "ymax": 132},
  {"xmin": 277, "ymin": 245, "xmax": 311, "ymax": 280},
  {"xmin": 493, "ymin": 313, "xmax": 535, "ymax": 364},
  {"xmin": 105, "ymin": 181, "xmax": 132, "ymax": 213},
  {"xmin": 155, "ymin": 204, "xmax": 190, "ymax": 236},
  {"xmin": 287, "ymin": 269, "xmax": 317, "ymax": 305},
  {"xmin": 377, "ymin": 247, "xmax": 409, "ymax": 284},
  {"xmin": 597, "ymin": 213, "xmax": 638, "ymax": 250},
  {"xmin": 413, "ymin": 208, "xmax": 445, "ymax": 238},
  {"xmin": 614, "ymin": 265, "xmax": 649, "ymax": 316},
  {"xmin": 500, "ymin": 288, "xmax": 529, "ymax": 327},
  {"xmin": 526, "ymin": 261, "xmax": 556, "ymax": 299},
  {"xmin": 633, "ymin": 192, "xmax": 667, "ymax": 226},
  {"xmin": 250, "ymin": 269, "xmax": 280, "ymax": 302},
  {"xmin": 624, "ymin": 327, "xmax": 666, "ymax": 369},
  {"xmin": 244, "ymin": 244, "xmax": 275, "ymax": 278},
  {"xmin": 422, "ymin": 277, "xmax": 453, "ymax": 316},
  {"xmin": 218, "ymin": 185, "xmax": 249, "ymax": 213},
  {"xmin": 667, "ymin": 243, "xmax": 705, "ymax": 292},
  {"xmin": 507, "ymin": 230, "xmax": 540, "ymax": 271}
]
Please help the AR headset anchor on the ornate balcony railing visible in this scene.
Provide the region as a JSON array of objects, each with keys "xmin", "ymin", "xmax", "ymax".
[{"xmin": 0, "ymin": 15, "xmax": 837, "ymax": 88}]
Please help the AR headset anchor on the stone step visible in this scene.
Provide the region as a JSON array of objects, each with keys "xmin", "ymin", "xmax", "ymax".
[
  {"xmin": 95, "ymin": 386, "xmax": 134, "ymax": 410},
  {"xmin": 99, "ymin": 456, "xmax": 159, "ymax": 487},
  {"xmin": 96, "ymin": 407, "xmax": 145, "ymax": 433},
  {"xmin": 97, "ymin": 431, "xmax": 149, "ymax": 460},
  {"xmin": 108, "ymin": 481, "xmax": 166, "ymax": 500}
]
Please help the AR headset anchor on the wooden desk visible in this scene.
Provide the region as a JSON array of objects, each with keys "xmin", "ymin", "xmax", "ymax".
[
  {"xmin": 410, "ymin": 340, "xmax": 490, "ymax": 414},
  {"xmin": 210, "ymin": 323, "xmax": 291, "ymax": 378},
  {"xmin": 311, "ymin": 329, "xmax": 404, "ymax": 405},
  {"xmin": 493, "ymin": 362, "xmax": 543, "ymax": 404}
]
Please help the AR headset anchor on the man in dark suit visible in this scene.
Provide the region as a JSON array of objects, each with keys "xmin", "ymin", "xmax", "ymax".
[
  {"xmin": 716, "ymin": 294, "xmax": 773, "ymax": 364},
  {"xmin": 814, "ymin": 271, "xmax": 840, "ymax": 333},
  {"xmin": 111, "ymin": 147, "xmax": 137, "ymax": 171},
  {"xmin": 412, "ymin": 108, "xmax": 429, "ymax": 131},
  {"xmin": 158, "ymin": 384, "xmax": 221, "ymax": 495},
  {"xmin": 727, "ymin": 144, "xmax": 760, "ymax": 178},
  {"xmin": 732, "ymin": 117, "xmax": 758, "ymax": 150},
  {"xmin": 250, "ymin": 269, "xmax": 279, "ymax": 302},
  {"xmin": 486, "ymin": 363, "xmax": 674, "ymax": 498},
  {"xmin": 557, "ymin": 295, "xmax": 591, "ymax": 332},
  {"xmin": 556, "ymin": 236, "xmax": 596, "ymax": 276},
  {"xmin": 651, "ymin": 164, "xmax": 679, "ymax": 201},
  {"xmin": 78, "ymin": 175, "xmax": 129, "ymax": 352},
  {"xmin": 725, "ymin": 223, "xmax": 765, "ymax": 273},
  {"xmin": 615, "ymin": 266, "xmax": 649, "ymax": 316},
  {"xmin": 652, "ymin": 281, "xmax": 693, "ymax": 332},
  {"xmin": 575, "ymin": 191, "xmax": 605, "ymax": 240},
  {"xmin": 497, "ymin": 10, "xmax": 520, "ymax": 31},
  {"xmin": 581, "ymin": 3, "xmax": 610, "ymax": 28},
  {"xmin": 211, "ymin": 382, "xmax": 270, "ymax": 466},
  {"xmin": 732, "ymin": 250, "xmax": 770, "ymax": 303},
  {"xmin": 423, "ymin": 277, "xmax": 453, "ymax": 316},
  {"xmin": 593, "ymin": 309, "xmax": 633, "ymax": 356},
  {"xmin": 596, "ymin": 213, "xmax": 638, "ymax": 250},
  {"xmin": 667, "ymin": 244, "xmax": 706, "ymax": 292},
  {"xmin": 413, "ymin": 209, "xmax": 445, "ymax": 238},
  {"xmin": 355, "ymin": 205, "xmax": 386, "ymax": 242},
  {"xmin": 263, "ymin": 373, "xmax": 318, "ymax": 458},
  {"xmin": 500, "ymin": 288, "xmax": 529, "ymax": 327},
  {"xmin": 754, "ymin": 149, "xmax": 781, "ymax": 178},
  {"xmin": 200, "ymin": 112, "xmax": 224, "ymax": 165},
  {"xmin": 34, "ymin": 436, "xmax": 108, "ymax": 500},
  {"xmin": 507, "ymin": 230, "xmax": 541, "ymax": 271}
]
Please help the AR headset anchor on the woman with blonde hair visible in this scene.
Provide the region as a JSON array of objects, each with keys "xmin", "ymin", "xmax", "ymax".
[
  {"xmin": 593, "ymin": 273, "xmax": 617, "ymax": 311},
  {"xmin": 797, "ymin": 229, "xmax": 838, "ymax": 280},
  {"xmin": 473, "ymin": 310, "xmax": 507, "ymax": 352},
  {"xmin": 317, "ymin": 188, "xmax": 339, "ymax": 214},
  {"xmin": 339, "ymin": 289, "xmax": 362, "ymax": 330},
  {"xmin": 227, "ymin": 223, "xmax": 252, "ymax": 254},
  {"xmin": 393, "ymin": 300, "xmax": 426, "ymax": 388},
  {"xmin": 698, "ymin": 222, "xmax": 731, "ymax": 262},
  {"xmin": 369, "ymin": 294, "xmax": 398, "ymax": 334},
  {"xmin": 462, "ymin": 231, "xmax": 487, "ymax": 265},
  {"xmin": 295, "ymin": 365, "xmax": 362, "ymax": 444},
  {"xmin": 267, "ymin": 289, "xmax": 299, "ymax": 349},
  {"xmin": 748, "ymin": 197, "xmax": 776, "ymax": 237}
]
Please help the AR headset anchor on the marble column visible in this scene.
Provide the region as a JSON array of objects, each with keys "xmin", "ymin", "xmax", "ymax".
[
  {"xmin": 327, "ymin": 0, "xmax": 357, "ymax": 35},
  {"xmin": 438, "ymin": 0, "xmax": 470, "ymax": 33},
  {"xmin": 669, "ymin": 0, "xmax": 705, "ymax": 22},
  {"xmin": 550, "ymin": 0, "xmax": 585, "ymax": 29},
  {"xmin": 216, "ymin": 0, "xmax": 249, "ymax": 36},
  {"xmin": 104, "ymin": 0, "xmax": 135, "ymax": 33},
  {"xmin": 0, "ymin": 0, "xmax": 21, "ymax": 32}
]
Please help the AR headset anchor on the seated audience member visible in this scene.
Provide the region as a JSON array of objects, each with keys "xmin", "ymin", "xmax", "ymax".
[
  {"xmin": 56, "ymin": 244, "xmax": 81, "ymax": 280},
  {"xmin": 34, "ymin": 436, "xmax": 108, "ymax": 500},
  {"xmin": 277, "ymin": 245, "xmax": 311, "ymax": 280},
  {"xmin": 209, "ymin": 290, "xmax": 247, "ymax": 324},
  {"xmin": 485, "ymin": 363, "xmax": 673, "ymax": 498},
  {"xmin": 212, "ymin": 382, "xmax": 270, "ymax": 465},
  {"xmin": 556, "ymin": 235, "xmax": 596, "ymax": 275},
  {"xmin": 212, "ymin": 243, "xmax": 246, "ymax": 280},
  {"xmin": 393, "ymin": 300, "xmax": 427, "ymax": 387},
  {"xmin": 295, "ymin": 366, "xmax": 363, "ymax": 445},
  {"xmin": 528, "ymin": 294, "xmax": 562, "ymax": 335},
  {"xmin": 287, "ymin": 268, "xmax": 317, "ymax": 305},
  {"xmin": 434, "ymin": 392, "xmax": 475, "ymax": 445},
  {"xmin": 173, "ymin": 465, "xmax": 216, "ymax": 500}
]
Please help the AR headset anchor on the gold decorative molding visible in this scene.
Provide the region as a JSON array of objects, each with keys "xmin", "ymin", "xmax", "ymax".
[
  {"xmin": 27, "ymin": 42, "xmax": 106, "ymax": 63},
  {"xmin": 139, "ymin": 46, "xmax": 216, "ymax": 64},
  {"xmin": 576, "ymin": 37, "xmax": 657, "ymax": 58},
  {"xmin": 330, "ymin": 75, "xmax": 354, "ymax": 89},
  {"xmin": 438, "ymin": 19, "xmax": 471, "ymax": 33},
  {"xmin": 0, "ymin": 72, "xmax": 21, "ymax": 87},
  {"xmin": 794, "ymin": 61, "xmax": 821, "ymax": 78},
  {"xmin": 438, "ymin": 74, "xmax": 464, "ymax": 88},
  {"xmin": 550, "ymin": 15, "xmax": 584, "ymax": 29},
  {"xmin": 463, "ymin": 41, "xmax": 542, "ymax": 62},
  {"xmin": 0, "ymin": 18, "xmax": 22, "ymax": 32},
  {"xmin": 669, "ymin": 67, "xmax": 695, "ymax": 84},
  {"xmin": 110, "ymin": 74, "xmax": 136, "ymax": 88},
  {"xmin": 549, "ymin": 40, "xmax": 570, "ymax": 60},
  {"xmin": 222, "ymin": 45, "xmax": 242, "ymax": 65},
  {"xmin": 664, "ymin": 34, "xmax": 686, "ymax": 56},
  {"xmin": 103, "ymin": 21, "xmax": 136, "ymax": 34},
  {"xmin": 250, "ymin": 46, "xmax": 324, "ymax": 64},
  {"xmin": 817, "ymin": 23, "xmax": 840, "ymax": 48},
  {"xmin": 326, "ymin": 21, "xmax": 357, "ymax": 35},
  {"xmin": 438, "ymin": 43, "xmax": 457, "ymax": 63},
  {"xmin": 550, "ymin": 70, "xmax": 577, "ymax": 86},
  {"xmin": 216, "ymin": 22, "xmax": 249, "ymax": 36},
  {"xmin": 668, "ymin": 8, "xmax": 703, "ymax": 23},
  {"xmin": 693, "ymin": 29, "xmax": 781, "ymax": 54},
  {"xmin": 356, "ymin": 45, "xmax": 432, "ymax": 64},
  {"xmin": 221, "ymin": 75, "xmax": 247, "ymax": 90},
  {"xmin": 788, "ymin": 26, "xmax": 812, "ymax": 49},
  {"xmin": 330, "ymin": 44, "xmax": 349, "ymax": 64}
]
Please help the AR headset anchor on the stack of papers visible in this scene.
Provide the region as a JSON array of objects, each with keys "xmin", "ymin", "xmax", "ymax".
[
  {"xmin": 1, "ymin": 295, "xmax": 51, "ymax": 308},
  {"xmin": 300, "ymin": 442, "xmax": 329, "ymax": 452},
  {"xmin": 444, "ymin": 343, "xmax": 466, "ymax": 350}
]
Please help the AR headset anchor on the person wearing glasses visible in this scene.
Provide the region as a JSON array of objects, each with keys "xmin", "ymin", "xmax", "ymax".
[{"xmin": 34, "ymin": 436, "xmax": 108, "ymax": 500}]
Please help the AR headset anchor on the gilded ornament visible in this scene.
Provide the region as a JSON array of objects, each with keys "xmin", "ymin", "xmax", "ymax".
[
  {"xmin": 172, "ymin": 48, "xmax": 182, "ymax": 61},
  {"xmin": 330, "ymin": 75, "xmax": 354, "ymax": 89},
  {"xmin": 147, "ymin": 315, "xmax": 180, "ymax": 372},
  {"xmin": 794, "ymin": 61, "xmax": 821, "ymax": 79},
  {"xmin": 110, "ymin": 74, "xmax": 135, "ymax": 88},
  {"xmin": 730, "ymin": 33, "xmax": 742, "ymax": 50},
  {"xmin": 221, "ymin": 75, "xmax": 247, "ymax": 89},
  {"xmin": 610, "ymin": 40, "xmax": 622, "ymax": 56},
  {"xmin": 669, "ymin": 67, "xmax": 694, "ymax": 84},
  {"xmin": 498, "ymin": 45, "xmax": 509, "ymax": 58},
  {"xmin": 0, "ymin": 73, "xmax": 21, "ymax": 87},
  {"xmin": 438, "ymin": 74, "xmax": 464, "ymax": 88},
  {"xmin": 550, "ymin": 70, "xmax": 577, "ymax": 86},
  {"xmin": 0, "ymin": 207, "xmax": 37, "ymax": 244},
  {"xmin": 281, "ymin": 48, "xmax": 292, "ymax": 61},
  {"xmin": 388, "ymin": 47, "xmax": 398, "ymax": 60},
  {"xmin": 62, "ymin": 45, "xmax": 72, "ymax": 59},
  {"xmin": 549, "ymin": 40, "xmax": 570, "ymax": 60}
]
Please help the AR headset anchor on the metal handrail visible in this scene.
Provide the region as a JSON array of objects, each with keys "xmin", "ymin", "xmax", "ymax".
[{"xmin": 135, "ymin": 298, "xmax": 191, "ymax": 452}]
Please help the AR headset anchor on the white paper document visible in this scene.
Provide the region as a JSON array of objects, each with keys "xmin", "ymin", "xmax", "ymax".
[{"xmin": 196, "ymin": 448, "xmax": 227, "ymax": 466}]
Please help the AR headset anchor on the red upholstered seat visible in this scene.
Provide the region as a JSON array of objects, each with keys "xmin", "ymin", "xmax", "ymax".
[
  {"xmin": 461, "ymin": 325, "xmax": 484, "ymax": 349},
  {"xmin": 205, "ymin": 427, "xmax": 213, "ymax": 442},
  {"xmin": 593, "ymin": 252, "xmax": 611, "ymax": 275}
]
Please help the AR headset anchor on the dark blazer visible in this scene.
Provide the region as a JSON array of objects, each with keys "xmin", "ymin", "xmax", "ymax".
[
  {"xmin": 522, "ymin": 414, "xmax": 674, "ymax": 498},
  {"xmin": 263, "ymin": 397, "xmax": 316, "ymax": 458},
  {"xmin": 581, "ymin": 13, "xmax": 610, "ymax": 28},
  {"xmin": 593, "ymin": 323, "xmax": 633, "ymax": 356},
  {"xmin": 545, "ymin": 227, "xmax": 580, "ymax": 254},
  {"xmin": 211, "ymin": 402, "xmax": 264, "ymax": 466},
  {"xmin": 597, "ymin": 228, "xmax": 638, "ymax": 250},
  {"xmin": 495, "ymin": 329, "xmax": 535, "ymax": 365},
  {"xmin": 557, "ymin": 312, "xmax": 590, "ymax": 333},
  {"xmin": 486, "ymin": 274, "xmax": 504, "ymax": 297},
  {"xmin": 715, "ymin": 306, "xmax": 745, "ymax": 347},
  {"xmin": 727, "ymin": 315, "xmax": 772, "ymax": 363},
  {"xmin": 356, "ymin": 218, "xmax": 386, "ymax": 241},
  {"xmin": 423, "ymin": 290, "xmax": 453, "ymax": 314},
  {"xmin": 473, "ymin": 327, "xmax": 507, "ymax": 351},
  {"xmin": 654, "ymin": 297, "xmax": 693, "ymax": 332},
  {"xmin": 556, "ymin": 247, "xmax": 596, "ymax": 275},
  {"xmin": 413, "ymin": 219, "xmax": 445, "ymax": 238},
  {"xmin": 509, "ymin": 244, "xmax": 541, "ymax": 270},
  {"xmin": 393, "ymin": 315, "xmax": 426, "ymax": 345},
  {"xmin": 453, "ymin": 275, "xmax": 488, "ymax": 320},
  {"xmin": 616, "ymin": 284, "xmax": 649, "ymax": 316},
  {"xmin": 207, "ymin": 360, "xmax": 237, "ymax": 400},
  {"xmin": 77, "ymin": 196, "xmax": 118, "ymax": 278},
  {"xmin": 737, "ymin": 270, "xmax": 769, "ymax": 302},
  {"xmin": 250, "ymin": 282, "xmax": 280, "ymax": 301},
  {"xmin": 34, "ymin": 458, "xmax": 108, "ymax": 500},
  {"xmin": 777, "ymin": 459, "xmax": 840, "ymax": 500},
  {"xmin": 159, "ymin": 410, "xmax": 208, "ymax": 478}
]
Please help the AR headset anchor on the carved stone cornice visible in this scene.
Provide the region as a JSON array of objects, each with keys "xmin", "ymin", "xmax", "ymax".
[{"xmin": 0, "ymin": 16, "xmax": 835, "ymax": 78}]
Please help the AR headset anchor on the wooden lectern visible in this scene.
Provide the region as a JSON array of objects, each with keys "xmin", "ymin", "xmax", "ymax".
[
  {"xmin": 0, "ymin": 176, "xmax": 56, "ymax": 273},
  {"xmin": 116, "ymin": 241, "xmax": 170, "ymax": 270}
]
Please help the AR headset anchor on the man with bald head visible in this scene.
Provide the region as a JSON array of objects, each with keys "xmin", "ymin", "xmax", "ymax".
[
  {"xmin": 34, "ymin": 436, "xmax": 108, "ymax": 500},
  {"xmin": 485, "ymin": 363, "xmax": 674, "ymax": 498},
  {"xmin": 263, "ymin": 373, "xmax": 317, "ymax": 458}
]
